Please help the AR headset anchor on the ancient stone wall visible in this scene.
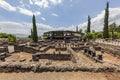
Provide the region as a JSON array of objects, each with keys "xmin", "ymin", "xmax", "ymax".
[
  {"xmin": 0, "ymin": 47, "xmax": 8, "ymax": 53},
  {"xmin": 0, "ymin": 38, "xmax": 9, "ymax": 46},
  {"xmin": 14, "ymin": 45, "xmax": 38, "ymax": 54},
  {"xmin": 97, "ymin": 43, "xmax": 120, "ymax": 57},
  {"xmin": 39, "ymin": 46, "xmax": 50, "ymax": 52},
  {"xmin": 67, "ymin": 47, "xmax": 78, "ymax": 63},
  {"xmin": 0, "ymin": 62, "xmax": 119, "ymax": 72},
  {"xmin": 32, "ymin": 54, "xmax": 71, "ymax": 61}
]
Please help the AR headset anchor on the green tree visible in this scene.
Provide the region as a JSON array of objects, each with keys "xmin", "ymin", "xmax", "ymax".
[
  {"xmin": 8, "ymin": 34, "xmax": 16, "ymax": 43},
  {"xmin": 76, "ymin": 26, "xmax": 78, "ymax": 32},
  {"xmin": 79, "ymin": 28, "xmax": 82, "ymax": 33},
  {"xmin": 92, "ymin": 30, "xmax": 95, "ymax": 33},
  {"xmin": 87, "ymin": 16, "xmax": 91, "ymax": 33},
  {"xmin": 0, "ymin": 33, "xmax": 17, "ymax": 43},
  {"xmin": 32, "ymin": 15, "xmax": 38, "ymax": 43},
  {"xmin": 103, "ymin": 2, "xmax": 109, "ymax": 38},
  {"xmin": 0, "ymin": 33, "xmax": 9, "ymax": 38},
  {"xmin": 82, "ymin": 33, "xmax": 93, "ymax": 40},
  {"xmin": 31, "ymin": 29, "xmax": 33, "ymax": 38},
  {"xmin": 96, "ymin": 32, "xmax": 103, "ymax": 38},
  {"xmin": 109, "ymin": 22, "xmax": 116, "ymax": 39}
]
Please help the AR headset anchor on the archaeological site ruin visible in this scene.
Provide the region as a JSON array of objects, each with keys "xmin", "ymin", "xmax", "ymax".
[{"xmin": 0, "ymin": 30, "xmax": 120, "ymax": 73}]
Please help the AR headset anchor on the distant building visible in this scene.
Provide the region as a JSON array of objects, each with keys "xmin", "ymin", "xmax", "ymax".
[{"xmin": 43, "ymin": 30, "xmax": 84, "ymax": 41}]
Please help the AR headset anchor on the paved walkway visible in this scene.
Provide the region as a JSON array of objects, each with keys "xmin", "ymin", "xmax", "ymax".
[{"xmin": 95, "ymin": 39, "xmax": 120, "ymax": 46}]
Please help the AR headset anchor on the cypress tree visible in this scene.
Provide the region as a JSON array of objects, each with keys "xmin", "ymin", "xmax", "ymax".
[
  {"xmin": 103, "ymin": 2, "xmax": 109, "ymax": 38},
  {"xmin": 76, "ymin": 26, "xmax": 78, "ymax": 32},
  {"xmin": 87, "ymin": 16, "xmax": 91, "ymax": 33},
  {"xmin": 31, "ymin": 29, "xmax": 33, "ymax": 39},
  {"xmin": 32, "ymin": 15, "xmax": 38, "ymax": 43},
  {"xmin": 112, "ymin": 22, "xmax": 116, "ymax": 39},
  {"xmin": 79, "ymin": 28, "xmax": 82, "ymax": 33}
]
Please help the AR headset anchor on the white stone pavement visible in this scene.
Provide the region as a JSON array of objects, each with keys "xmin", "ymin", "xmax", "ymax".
[{"xmin": 95, "ymin": 39, "xmax": 120, "ymax": 46}]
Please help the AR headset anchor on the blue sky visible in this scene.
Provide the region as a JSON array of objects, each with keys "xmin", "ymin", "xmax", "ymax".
[{"xmin": 0, "ymin": 0, "xmax": 120, "ymax": 37}]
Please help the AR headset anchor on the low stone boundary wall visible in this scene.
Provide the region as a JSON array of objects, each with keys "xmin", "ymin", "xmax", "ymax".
[
  {"xmin": 0, "ymin": 38, "xmax": 9, "ymax": 46},
  {"xmin": 71, "ymin": 46, "xmax": 89, "ymax": 52},
  {"xmin": 55, "ymin": 47, "xmax": 67, "ymax": 51},
  {"xmin": 14, "ymin": 45, "xmax": 38, "ymax": 54},
  {"xmin": 83, "ymin": 48, "xmax": 103, "ymax": 63},
  {"xmin": 39, "ymin": 46, "xmax": 50, "ymax": 52},
  {"xmin": 32, "ymin": 54, "xmax": 71, "ymax": 61},
  {"xmin": 0, "ymin": 53, "xmax": 10, "ymax": 61},
  {"xmin": 97, "ymin": 43, "xmax": 120, "ymax": 57},
  {"xmin": 0, "ymin": 47, "xmax": 8, "ymax": 53},
  {"xmin": 67, "ymin": 47, "xmax": 78, "ymax": 63},
  {"xmin": 0, "ymin": 62, "xmax": 119, "ymax": 72}
]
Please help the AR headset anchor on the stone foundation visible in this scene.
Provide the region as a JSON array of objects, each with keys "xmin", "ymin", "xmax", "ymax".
[
  {"xmin": 14, "ymin": 45, "xmax": 38, "ymax": 54},
  {"xmin": 97, "ymin": 43, "xmax": 120, "ymax": 57},
  {"xmin": 0, "ymin": 62, "xmax": 119, "ymax": 73},
  {"xmin": 32, "ymin": 54, "xmax": 71, "ymax": 61}
]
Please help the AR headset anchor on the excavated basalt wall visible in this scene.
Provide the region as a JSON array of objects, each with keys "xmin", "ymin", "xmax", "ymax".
[
  {"xmin": 0, "ymin": 62, "xmax": 119, "ymax": 73},
  {"xmin": 0, "ymin": 47, "xmax": 8, "ymax": 53},
  {"xmin": 14, "ymin": 45, "xmax": 38, "ymax": 54},
  {"xmin": 32, "ymin": 54, "xmax": 71, "ymax": 61},
  {"xmin": 97, "ymin": 43, "xmax": 120, "ymax": 57},
  {"xmin": 67, "ymin": 47, "xmax": 78, "ymax": 63},
  {"xmin": 39, "ymin": 46, "xmax": 50, "ymax": 52}
]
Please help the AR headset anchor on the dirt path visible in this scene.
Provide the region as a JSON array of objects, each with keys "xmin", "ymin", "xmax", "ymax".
[
  {"xmin": 103, "ymin": 52, "xmax": 120, "ymax": 64},
  {"xmin": 5, "ymin": 52, "xmax": 32, "ymax": 62},
  {"xmin": 105, "ymin": 72, "xmax": 120, "ymax": 80},
  {"xmin": 46, "ymin": 49, "xmax": 56, "ymax": 53},
  {"xmin": 0, "ymin": 72, "xmax": 120, "ymax": 80},
  {"xmin": 77, "ymin": 51, "xmax": 95, "ymax": 64}
]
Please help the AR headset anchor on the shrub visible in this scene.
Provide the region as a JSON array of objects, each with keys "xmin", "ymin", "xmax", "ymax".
[
  {"xmin": 82, "ymin": 33, "xmax": 93, "ymax": 40},
  {"xmin": 8, "ymin": 35, "xmax": 17, "ymax": 43}
]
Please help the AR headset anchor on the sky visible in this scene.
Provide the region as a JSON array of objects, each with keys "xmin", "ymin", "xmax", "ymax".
[{"xmin": 0, "ymin": 0, "xmax": 120, "ymax": 37}]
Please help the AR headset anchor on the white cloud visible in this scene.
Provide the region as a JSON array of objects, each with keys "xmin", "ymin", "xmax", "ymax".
[
  {"xmin": 49, "ymin": 0, "xmax": 62, "ymax": 5},
  {"xmin": 0, "ymin": 21, "xmax": 55, "ymax": 37},
  {"xmin": 0, "ymin": 21, "xmax": 76, "ymax": 37},
  {"xmin": 21, "ymin": 22, "xmax": 55, "ymax": 36},
  {"xmin": 41, "ymin": 17, "xmax": 46, "ymax": 21},
  {"xmin": 0, "ymin": 21, "xmax": 29, "ymax": 35},
  {"xmin": 79, "ymin": 7, "xmax": 120, "ymax": 32},
  {"xmin": 29, "ymin": 0, "xmax": 62, "ymax": 8},
  {"xmin": 29, "ymin": 0, "xmax": 33, "ymax": 5},
  {"xmin": 34, "ymin": 0, "xmax": 49, "ymax": 8},
  {"xmin": 34, "ymin": 11, "xmax": 41, "ymax": 16},
  {"xmin": 18, "ymin": 7, "xmax": 41, "ymax": 16},
  {"xmin": 0, "ymin": 0, "xmax": 63, "ymax": 16},
  {"xmin": 52, "ymin": 13, "xmax": 59, "ymax": 17},
  {"xmin": 0, "ymin": 0, "xmax": 16, "ymax": 11}
]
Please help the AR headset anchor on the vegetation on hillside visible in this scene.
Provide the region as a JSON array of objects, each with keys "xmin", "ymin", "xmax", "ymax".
[
  {"xmin": 80, "ymin": 2, "xmax": 120, "ymax": 40},
  {"xmin": 82, "ymin": 22, "xmax": 120, "ymax": 40},
  {"xmin": 0, "ymin": 33, "xmax": 16, "ymax": 43}
]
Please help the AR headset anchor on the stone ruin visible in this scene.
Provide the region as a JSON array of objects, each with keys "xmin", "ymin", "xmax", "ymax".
[
  {"xmin": 0, "ymin": 40, "xmax": 105, "ymax": 63},
  {"xmin": 32, "ymin": 40, "xmax": 82, "ymax": 63},
  {"xmin": 0, "ymin": 39, "xmax": 120, "ymax": 72}
]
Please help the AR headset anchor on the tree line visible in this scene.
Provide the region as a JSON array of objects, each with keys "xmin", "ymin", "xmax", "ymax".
[
  {"xmin": 30, "ymin": 2, "xmax": 120, "ymax": 43},
  {"xmin": 0, "ymin": 33, "xmax": 16, "ymax": 43},
  {"xmin": 79, "ymin": 2, "xmax": 120, "ymax": 40}
]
